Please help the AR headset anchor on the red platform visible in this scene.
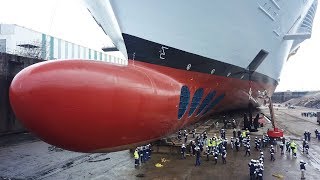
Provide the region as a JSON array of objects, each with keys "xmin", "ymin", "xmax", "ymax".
[{"xmin": 267, "ymin": 128, "xmax": 284, "ymax": 138}]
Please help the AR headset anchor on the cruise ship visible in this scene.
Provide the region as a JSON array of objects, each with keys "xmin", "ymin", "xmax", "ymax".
[{"xmin": 9, "ymin": 0, "xmax": 318, "ymax": 152}]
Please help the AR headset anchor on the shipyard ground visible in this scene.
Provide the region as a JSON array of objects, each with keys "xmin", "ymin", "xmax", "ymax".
[{"xmin": 1, "ymin": 105, "xmax": 320, "ymax": 180}]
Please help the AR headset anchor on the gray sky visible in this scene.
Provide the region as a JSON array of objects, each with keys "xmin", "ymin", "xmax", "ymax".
[{"xmin": 0, "ymin": 0, "xmax": 319, "ymax": 92}]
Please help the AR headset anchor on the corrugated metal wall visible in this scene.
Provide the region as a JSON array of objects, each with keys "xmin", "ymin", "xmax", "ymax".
[{"xmin": 0, "ymin": 53, "xmax": 43, "ymax": 134}]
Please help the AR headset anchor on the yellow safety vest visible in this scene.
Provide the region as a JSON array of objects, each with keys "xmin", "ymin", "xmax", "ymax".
[
  {"xmin": 293, "ymin": 147, "xmax": 297, "ymax": 153},
  {"xmin": 217, "ymin": 140, "xmax": 221, "ymax": 145},
  {"xmin": 246, "ymin": 130, "xmax": 250, "ymax": 135},
  {"xmin": 134, "ymin": 151, "xmax": 139, "ymax": 159},
  {"xmin": 212, "ymin": 141, "xmax": 217, "ymax": 147},
  {"xmin": 242, "ymin": 131, "xmax": 246, "ymax": 137},
  {"xmin": 290, "ymin": 142, "xmax": 296, "ymax": 148}
]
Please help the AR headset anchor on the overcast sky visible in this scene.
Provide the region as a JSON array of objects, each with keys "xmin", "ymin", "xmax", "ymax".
[{"xmin": 0, "ymin": 0, "xmax": 319, "ymax": 92}]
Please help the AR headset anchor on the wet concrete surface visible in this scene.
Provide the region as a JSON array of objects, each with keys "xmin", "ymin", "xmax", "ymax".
[{"xmin": 0, "ymin": 106, "xmax": 320, "ymax": 180}]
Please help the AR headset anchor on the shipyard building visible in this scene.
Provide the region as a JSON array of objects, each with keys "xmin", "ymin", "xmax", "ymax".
[{"xmin": 0, "ymin": 24, "xmax": 125, "ymax": 64}]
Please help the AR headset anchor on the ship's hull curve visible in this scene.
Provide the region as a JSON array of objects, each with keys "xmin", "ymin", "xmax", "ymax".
[{"xmin": 10, "ymin": 59, "xmax": 275, "ymax": 152}]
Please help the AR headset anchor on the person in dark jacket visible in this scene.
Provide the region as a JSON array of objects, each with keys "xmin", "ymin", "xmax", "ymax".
[
  {"xmin": 307, "ymin": 131, "xmax": 311, "ymax": 141},
  {"xmin": 300, "ymin": 160, "xmax": 306, "ymax": 179},
  {"xmin": 222, "ymin": 148, "xmax": 227, "ymax": 164},
  {"xmin": 245, "ymin": 142, "xmax": 251, "ymax": 156},
  {"xmin": 248, "ymin": 159, "xmax": 256, "ymax": 180},
  {"xmin": 270, "ymin": 145, "xmax": 275, "ymax": 161},
  {"xmin": 181, "ymin": 144, "xmax": 186, "ymax": 159},
  {"xmin": 235, "ymin": 138, "xmax": 240, "ymax": 151},
  {"xmin": 195, "ymin": 146, "xmax": 201, "ymax": 166},
  {"xmin": 214, "ymin": 149, "xmax": 219, "ymax": 164}
]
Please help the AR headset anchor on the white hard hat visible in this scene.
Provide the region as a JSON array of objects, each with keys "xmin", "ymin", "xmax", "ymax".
[
  {"xmin": 260, "ymin": 152, "xmax": 264, "ymax": 155},
  {"xmin": 300, "ymin": 160, "xmax": 304, "ymax": 163}
]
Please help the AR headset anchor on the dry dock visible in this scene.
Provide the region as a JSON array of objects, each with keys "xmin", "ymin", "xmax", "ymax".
[{"xmin": 1, "ymin": 105, "xmax": 320, "ymax": 180}]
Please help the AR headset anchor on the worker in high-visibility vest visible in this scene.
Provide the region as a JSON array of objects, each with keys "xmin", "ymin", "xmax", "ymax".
[
  {"xmin": 134, "ymin": 149, "xmax": 140, "ymax": 168},
  {"xmin": 212, "ymin": 139, "xmax": 217, "ymax": 151},
  {"xmin": 242, "ymin": 131, "xmax": 247, "ymax": 138},
  {"xmin": 292, "ymin": 142, "xmax": 298, "ymax": 158},
  {"xmin": 206, "ymin": 138, "xmax": 210, "ymax": 147},
  {"xmin": 290, "ymin": 141, "xmax": 296, "ymax": 155},
  {"xmin": 246, "ymin": 128, "xmax": 250, "ymax": 136}
]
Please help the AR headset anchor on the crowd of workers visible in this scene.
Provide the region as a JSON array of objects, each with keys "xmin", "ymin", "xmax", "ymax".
[
  {"xmin": 133, "ymin": 144, "xmax": 152, "ymax": 168},
  {"xmin": 132, "ymin": 124, "xmax": 318, "ymax": 179},
  {"xmin": 301, "ymin": 112, "xmax": 317, "ymax": 117}
]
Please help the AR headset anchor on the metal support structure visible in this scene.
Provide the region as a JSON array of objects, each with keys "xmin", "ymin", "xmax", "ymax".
[
  {"xmin": 268, "ymin": 97, "xmax": 276, "ymax": 129},
  {"xmin": 283, "ymin": 33, "xmax": 311, "ymax": 40}
]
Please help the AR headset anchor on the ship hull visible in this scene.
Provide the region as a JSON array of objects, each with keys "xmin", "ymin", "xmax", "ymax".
[
  {"xmin": 9, "ymin": 0, "xmax": 318, "ymax": 152},
  {"xmin": 10, "ymin": 58, "xmax": 275, "ymax": 153}
]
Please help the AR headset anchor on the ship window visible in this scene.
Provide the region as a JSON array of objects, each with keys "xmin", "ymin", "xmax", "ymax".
[
  {"xmin": 178, "ymin": 86, "xmax": 190, "ymax": 119},
  {"xmin": 202, "ymin": 94, "xmax": 225, "ymax": 115},
  {"xmin": 188, "ymin": 88, "xmax": 204, "ymax": 117},
  {"xmin": 196, "ymin": 91, "xmax": 216, "ymax": 116}
]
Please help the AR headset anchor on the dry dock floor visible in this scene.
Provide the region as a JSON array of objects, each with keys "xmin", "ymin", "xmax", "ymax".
[{"xmin": 1, "ymin": 105, "xmax": 320, "ymax": 180}]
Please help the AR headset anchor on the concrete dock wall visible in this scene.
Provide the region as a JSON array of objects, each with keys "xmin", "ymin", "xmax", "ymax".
[{"xmin": 0, "ymin": 53, "xmax": 43, "ymax": 134}]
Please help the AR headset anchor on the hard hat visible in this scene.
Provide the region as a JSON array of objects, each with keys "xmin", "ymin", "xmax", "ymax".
[
  {"xmin": 270, "ymin": 145, "xmax": 273, "ymax": 147},
  {"xmin": 260, "ymin": 152, "xmax": 264, "ymax": 155},
  {"xmin": 251, "ymin": 159, "xmax": 254, "ymax": 162},
  {"xmin": 300, "ymin": 160, "xmax": 304, "ymax": 163}
]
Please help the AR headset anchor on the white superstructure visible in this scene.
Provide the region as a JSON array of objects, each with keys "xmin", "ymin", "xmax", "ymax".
[{"xmin": 85, "ymin": 0, "xmax": 317, "ymax": 81}]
